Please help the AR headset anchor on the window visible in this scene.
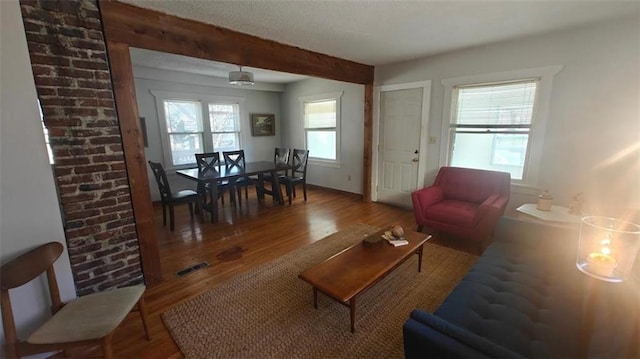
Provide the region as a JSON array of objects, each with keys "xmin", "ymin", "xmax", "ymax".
[
  {"xmin": 440, "ymin": 66, "xmax": 562, "ymax": 185},
  {"xmin": 449, "ymin": 80, "xmax": 537, "ymax": 180},
  {"xmin": 164, "ymin": 100, "xmax": 203, "ymax": 166},
  {"xmin": 301, "ymin": 92, "xmax": 343, "ymax": 164},
  {"xmin": 153, "ymin": 91, "xmax": 244, "ymax": 168},
  {"xmin": 209, "ymin": 103, "xmax": 240, "ymax": 153}
]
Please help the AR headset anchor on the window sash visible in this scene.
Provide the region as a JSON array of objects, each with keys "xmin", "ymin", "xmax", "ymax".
[{"xmin": 305, "ymin": 129, "xmax": 337, "ymax": 160}]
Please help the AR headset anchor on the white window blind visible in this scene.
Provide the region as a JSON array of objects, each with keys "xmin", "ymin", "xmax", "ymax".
[{"xmin": 304, "ymin": 99, "xmax": 337, "ymax": 161}]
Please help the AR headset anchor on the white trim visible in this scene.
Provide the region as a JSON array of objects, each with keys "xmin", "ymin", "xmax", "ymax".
[
  {"xmin": 372, "ymin": 81, "xmax": 431, "ymax": 202},
  {"xmin": 299, "ymin": 91, "xmax": 344, "ymax": 166},
  {"xmin": 439, "ymin": 66, "xmax": 562, "ymax": 186},
  {"xmin": 150, "ymin": 90, "xmax": 246, "ymax": 169}
]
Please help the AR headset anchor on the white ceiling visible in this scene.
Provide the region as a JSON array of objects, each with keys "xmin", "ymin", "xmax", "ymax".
[{"xmin": 124, "ymin": 0, "xmax": 638, "ymax": 83}]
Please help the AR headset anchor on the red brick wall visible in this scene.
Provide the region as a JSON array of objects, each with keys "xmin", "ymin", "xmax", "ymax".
[{"xmin": 19, "ymin": 0, "xmax": 143, "ymax": 296}]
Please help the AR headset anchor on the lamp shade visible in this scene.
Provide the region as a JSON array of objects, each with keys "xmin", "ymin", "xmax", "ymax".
[
  {"xmin": 576, "ymin": 216, "xmax": 640, "ymax": 283},
  {"xmin": 228, "ymin": 67, "xmax": 254, "ymax": 85}
]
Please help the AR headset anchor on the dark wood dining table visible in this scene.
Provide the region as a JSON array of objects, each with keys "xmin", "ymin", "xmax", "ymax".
[{"xmin": 176, "ymin": 161, "xmax": 290, "ymax": 223}]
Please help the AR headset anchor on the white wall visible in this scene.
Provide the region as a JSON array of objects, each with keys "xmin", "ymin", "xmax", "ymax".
[
  {"xmin": 281, "ymin": 78, "xmax": 365, "ymax": 194},
  {"xmin": 132, "ymin": 67, "xmax": 283, "ymax": 201},
  {"xmin": 0, "ymin": 0, "xmax": 76, "ymax": 350},
  {"xmin": 375, "ymin": 15, "xmax": 640, "ymax": 216}
]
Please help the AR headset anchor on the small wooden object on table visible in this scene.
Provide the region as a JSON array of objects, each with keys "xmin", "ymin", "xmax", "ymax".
[{"xmin": 298, "ymin": 228, "xmax": 431, "ymax": 333}]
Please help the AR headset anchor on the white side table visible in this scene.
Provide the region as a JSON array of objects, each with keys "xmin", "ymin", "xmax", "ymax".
[{"xmin": 515, "ymin": 203, "xmax": 582, "ymax": 228}]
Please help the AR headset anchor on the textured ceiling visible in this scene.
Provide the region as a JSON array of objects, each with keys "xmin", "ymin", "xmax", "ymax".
[{"xmin": 122, "ymin": 0, "xmax": 638, "ymax": 66}]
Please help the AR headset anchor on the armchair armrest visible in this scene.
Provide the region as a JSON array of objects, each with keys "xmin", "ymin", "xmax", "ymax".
[
  {"xmin": 411, "ymin": 187, "xmax": 444, "ymax": 212},
  {"xmin": 480, "ymin": 193, "xmax": 508, "ymax": 211},
  {"xmin": 474, "ymin": 194, "xmax": 509, "ymax": 237},
  {"xmin": 411, "ymin": 187, "xmax": 444, "ymax": 226},
  {"xmin": 404, "ymin": 310, "xmax": 524, "ymax": 359}
]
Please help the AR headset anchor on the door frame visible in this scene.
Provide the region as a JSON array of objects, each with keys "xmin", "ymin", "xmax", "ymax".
[{"xmin": 372, "ymin": 81, "xmax": 431, "ymax": 202}]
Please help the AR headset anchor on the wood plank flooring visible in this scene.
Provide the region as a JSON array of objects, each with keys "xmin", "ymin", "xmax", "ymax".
[{"xmin": 86, "ymin": 186, "xmax": 468, "ymax": 358}]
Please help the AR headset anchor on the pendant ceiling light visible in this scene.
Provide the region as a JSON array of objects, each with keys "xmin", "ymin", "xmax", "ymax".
[{"xmin": 228, "ymin": 66, "xmax": 255, "ymax": 86}]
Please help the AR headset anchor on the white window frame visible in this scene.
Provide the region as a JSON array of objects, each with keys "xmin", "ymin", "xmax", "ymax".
[
  {"xmin": 299, "ymin": 91, "xmax": 343, "ymax": 167},
  {"xmin": 151, "ymin": 90, "xmax": 245, "ymax": 169},
  {"xmin": 440, "ymin": 66, "xmax": 562, "ymax": 188}
]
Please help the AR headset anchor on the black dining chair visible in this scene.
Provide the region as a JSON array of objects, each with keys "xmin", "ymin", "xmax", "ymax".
[
  {"xmin": 223, "ymin": 150, "xmax": 254, "ymax": 206},
  {"xmin": 281, "ymin": 149, "xmax": 309, "ymax": 205},
  {"xmin": 148, "ymin": 161, "xmax": 202, "ymax": 231},
  {"xmin": 195, "ymin": 152, "xmax": 233, "ymax": 207},
  {"xmin": 263, "ymin": 147, "xmax": 291, "ymax": 200}
]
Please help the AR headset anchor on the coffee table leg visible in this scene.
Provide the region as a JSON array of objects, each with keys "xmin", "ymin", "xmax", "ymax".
[
  {"xmin": 417, "ymin": 244, "xmax": 424, "ymax": 272},
  {"xmin": 313, "ymin": 287, "xmax": 318, "ymax": 309},
  {"xmin": 350, "ymin": 298, "xmax": 356, "ymax": 333}
]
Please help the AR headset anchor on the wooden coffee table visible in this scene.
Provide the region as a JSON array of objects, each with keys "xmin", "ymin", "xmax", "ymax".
[{"xmin": 298, "ymin": 228, "xmax": 431, "ymax": 332}]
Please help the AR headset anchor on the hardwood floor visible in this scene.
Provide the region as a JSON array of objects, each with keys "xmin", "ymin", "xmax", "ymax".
[
  {"xmin": 99, "ymin": 186, "xmax": 460, "ymax": 358},
  {"xmin": 104, "ymin": 187, "xmax": 412, "ymax": 357}
]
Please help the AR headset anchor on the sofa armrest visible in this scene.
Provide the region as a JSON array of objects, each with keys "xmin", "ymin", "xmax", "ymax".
[{"xmin": 403, "ymin": 310, "xmax": 524, "ymax": 359}]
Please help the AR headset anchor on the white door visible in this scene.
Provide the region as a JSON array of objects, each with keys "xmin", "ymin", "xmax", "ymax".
[{"xmin": 377, "ymin": 88, "xmax": 424, "ymax": 208}]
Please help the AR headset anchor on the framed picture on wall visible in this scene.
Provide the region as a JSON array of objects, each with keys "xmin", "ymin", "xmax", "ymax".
[{"xmin": 250, "ymin": 114, "xmax": 276, "ymax": 136}]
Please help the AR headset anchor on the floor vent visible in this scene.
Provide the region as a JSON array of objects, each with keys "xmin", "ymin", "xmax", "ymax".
[{"xmin": 176, "ymin": 262, "xmax": 209, "ymax": 277}]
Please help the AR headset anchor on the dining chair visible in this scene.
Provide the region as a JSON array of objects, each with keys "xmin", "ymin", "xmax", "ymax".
[
  {"xmin": 195, "ymin": 152, "xmax": 233, "ymax": 207},
  {"xmin": 281, "ymin": 149, "xmax": 310, "ymax": 205},
  {"xmin": 0, "ymin": 241, "xmax": 150, "ymax": 359},
  {"xmin": 148, "ymin": 161, "xmax": 202, "ymax": 231},
  {"xmin": 263, "ymin": 147, "xmax": 291, "ymax": 200},
  {"xmin": 223, "ymin": 150, "xmax": 254, "ymax": 206}
]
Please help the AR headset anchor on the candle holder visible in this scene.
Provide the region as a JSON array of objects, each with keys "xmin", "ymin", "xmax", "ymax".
[{"xmin": 576, "ymin": 216, "xmax": 640, "ymax": 283}]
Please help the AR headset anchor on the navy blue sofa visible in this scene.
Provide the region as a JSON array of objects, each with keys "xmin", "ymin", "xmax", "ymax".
[{"xmin": 403, "ymin": 217, "xmax": 639, "ymax": 358}]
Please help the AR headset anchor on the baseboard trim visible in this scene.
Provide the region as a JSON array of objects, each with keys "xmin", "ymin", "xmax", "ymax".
[{"xmin": 306, "ymin": 184, "xmax": 363, "ymax": 200}]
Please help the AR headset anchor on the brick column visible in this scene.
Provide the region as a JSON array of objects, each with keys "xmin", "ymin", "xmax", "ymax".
[{"xmin": 20, "ymin": 0, "xmax": 143, "ymax": 296}]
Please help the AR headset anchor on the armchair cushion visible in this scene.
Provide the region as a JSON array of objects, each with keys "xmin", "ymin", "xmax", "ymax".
[{"xmin": 425, "ymin": 200, "xmax": 479, "ymax": 227}]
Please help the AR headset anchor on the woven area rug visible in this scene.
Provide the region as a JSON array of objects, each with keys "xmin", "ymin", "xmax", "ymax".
[{"xmin": 162, "ymin": 224, "xmax": 478, "ymax": 358}]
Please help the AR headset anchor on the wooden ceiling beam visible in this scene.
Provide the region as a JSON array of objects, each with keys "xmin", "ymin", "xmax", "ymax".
[{"xmin": 100, "ymin": 1, "xmax": 374, "ymax": 85}]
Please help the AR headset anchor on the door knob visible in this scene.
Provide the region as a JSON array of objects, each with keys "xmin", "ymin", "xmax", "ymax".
[{"xmin": 412, "ymin": 158, "xmax": 419, "ymax": 162}]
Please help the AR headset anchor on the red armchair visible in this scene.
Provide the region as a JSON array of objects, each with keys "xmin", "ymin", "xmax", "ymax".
[{"xmin": 412, "ymin": 167, "xmax": 510, "ymax": 248}]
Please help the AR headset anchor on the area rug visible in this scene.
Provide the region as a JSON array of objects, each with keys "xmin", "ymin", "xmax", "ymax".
[{"xmin": 162, "ymin": 224, "xmax": 478, "ymax": 358}]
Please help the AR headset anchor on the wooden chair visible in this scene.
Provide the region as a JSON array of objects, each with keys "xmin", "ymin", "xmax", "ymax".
[
  {"xmin": 0, "ymin": 242, "xmax": 150, "ymax": 359},
  {"xmin": 195, "ymin": 152, "xmax": 233, "ymax": 207},
  {"xmin": 281, "ymin": 149, "xmax": 309, "ymax": 205},
  {"xmin": 222, "ymin": 150, "xmax": 254, "ymax": 206},
  {"xmin": 148, "ymin": 161, "xmax": 202, "ymax": 231},
  {"xmin": 263, "ymin": 148, "xmax": 291, "ymax": 200}
]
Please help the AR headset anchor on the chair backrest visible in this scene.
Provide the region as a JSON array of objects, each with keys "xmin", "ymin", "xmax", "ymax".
[
  {"xmin": 291, "ymin": 149, "xmax": 309, "ymax": 178},
  {"xmin": 434, "ymin": 166, "xmax": 511, "ymax": 203},
  {"xmin": 196, "ymin": 152, "xmax": 221, "ymax": 173},
  {"xmin": 148, "ymin": 161, "xmax": 172, "ymax": 202},
  {"xmin": 1, "ymin": 242, "xmax": 64, "ymax": 346},
  {"xmin": 223, "ymin": 150, "xmax": 246, "ymax": 170},
  {"xmin": 274, "ymin": 148, "xmax": 290, "ymax": 166}
]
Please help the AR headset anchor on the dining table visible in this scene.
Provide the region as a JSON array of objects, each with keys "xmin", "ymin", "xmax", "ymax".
[{"xmin": 176, "ymin": 161, "xmax": 290, "ymax": 223}]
